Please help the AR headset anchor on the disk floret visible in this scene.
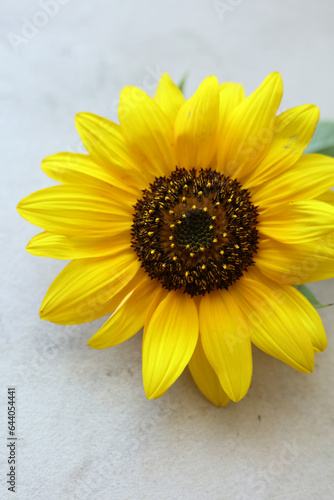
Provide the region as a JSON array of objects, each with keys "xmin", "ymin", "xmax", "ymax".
[{"xmin": 131, "ymin": 168, "xmax": 259, "ymax": 295}]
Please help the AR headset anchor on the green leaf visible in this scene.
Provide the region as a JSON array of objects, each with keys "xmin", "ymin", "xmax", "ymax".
[
  {"xmin": 178, "ymin": 72, "xmax": 190, "ymax": 93},
  {"xmin": 294, "ymin": 284, "xmax": 333, "ymax": 309},
  {"xmin": 305, "ymin": 122, "xmax": 334, "ymax": 157}
]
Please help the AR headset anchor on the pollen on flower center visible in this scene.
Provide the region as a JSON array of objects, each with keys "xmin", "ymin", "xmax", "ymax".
[{"xmin": 131, "ymin": 168, "xmax": 259, "ymax": 296}]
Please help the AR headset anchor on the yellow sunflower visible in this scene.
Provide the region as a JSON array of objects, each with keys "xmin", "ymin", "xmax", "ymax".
[{"xmin": 17, "ymin": 72, "xmax": 334, "ymax": 406}]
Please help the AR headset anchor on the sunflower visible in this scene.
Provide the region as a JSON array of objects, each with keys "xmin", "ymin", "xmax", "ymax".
[{"xmin": 17, "ymin": 72, "xmax": 334, "ymax": 406}]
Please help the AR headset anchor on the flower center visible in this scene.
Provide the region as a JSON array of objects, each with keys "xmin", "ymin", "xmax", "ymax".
[
  {"xmin": 131, "ymin": 168, "xmax": 259, "ymax": 296},
  {"xmin": 174, "ymin": 208, "xmax": 214, "ymax": 253}
]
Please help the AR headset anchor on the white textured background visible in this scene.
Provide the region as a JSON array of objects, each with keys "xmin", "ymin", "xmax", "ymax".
[{"xmin": 1, "ymin": 1, "xmax": 334, "ymax": 499}]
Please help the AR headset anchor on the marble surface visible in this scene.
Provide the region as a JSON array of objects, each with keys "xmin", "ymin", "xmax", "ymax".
[{"xmin": 1, "ymin": 0, "xmax": 334, "ymax": 498}]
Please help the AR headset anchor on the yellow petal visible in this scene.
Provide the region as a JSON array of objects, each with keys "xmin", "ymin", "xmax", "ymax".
[
  {"xmin": 217, "ymin": 82, "xmax": 245, "ymax": 145},
  {"xmin": 244, "ymin": 105, "xmax": 320, "ymax": 189},
  {"xmin": 316, "ymin": 189, "xmax": 334, "ymax": 205},
  {"xmin": 88, "ymin": 277, "xmax": 159, "ymax": 349},
  {"xmin": 255, "ymin": 237, "xmax": 334, "ymax": 285},
  {"xmin": 218, "ymin": 72, "xmax": 283, "ymax": 179},
  {"xmin": 237, "ymin": 271, "xmax": 315, "ymax": 372},
  {"xmin": 252, "ymin": 154, "xmax": 334, "ymax": 208},
  {"xmin": 118, "ymin": 86, "xmax": 176, "ymax": 177},
  {"xmin": 41, "ymin": 152, "xmax": 139, "ymax": 197},
  {"xmin": 154, "ymin": 73, "xmax": 185, "ymax": 125},
  {"xmin": 75, "ymin": 113, "xmax": 147, "ymax": 188},
  {"xmin": 288, "ymin": 286, "xmax": 327, "ymax": 353},
  {"xmin": 17, "ymin": 185, "xmax": 132, "ymax": 237},
  {"xmin": 188, "ymin": 335, "xmax": 230, "ymax": 407},
  {"xmin": 174, "ymin": 76, "xmax": 219, "ymax": 169},
  {"xmin": 27, "ymin": 231, "xmax": 130, "ymax": 260},
  {"xmin": 199, "ymin": 289, "xmax": 252, "ymax": 402},
  {"xmin": 144, "ymin": 286, "xmax": 169, "ymax": 328},
  {"xmin": 259, "ymin": 200, "xmax": 334, "ymax": 244},
  {"xmin": 143, "ymin": 291, "xmax": 199, "ymax": 399},
  {"xmin": 40, "ymin": 250, "xmax": 140, "ymax": 324}
]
